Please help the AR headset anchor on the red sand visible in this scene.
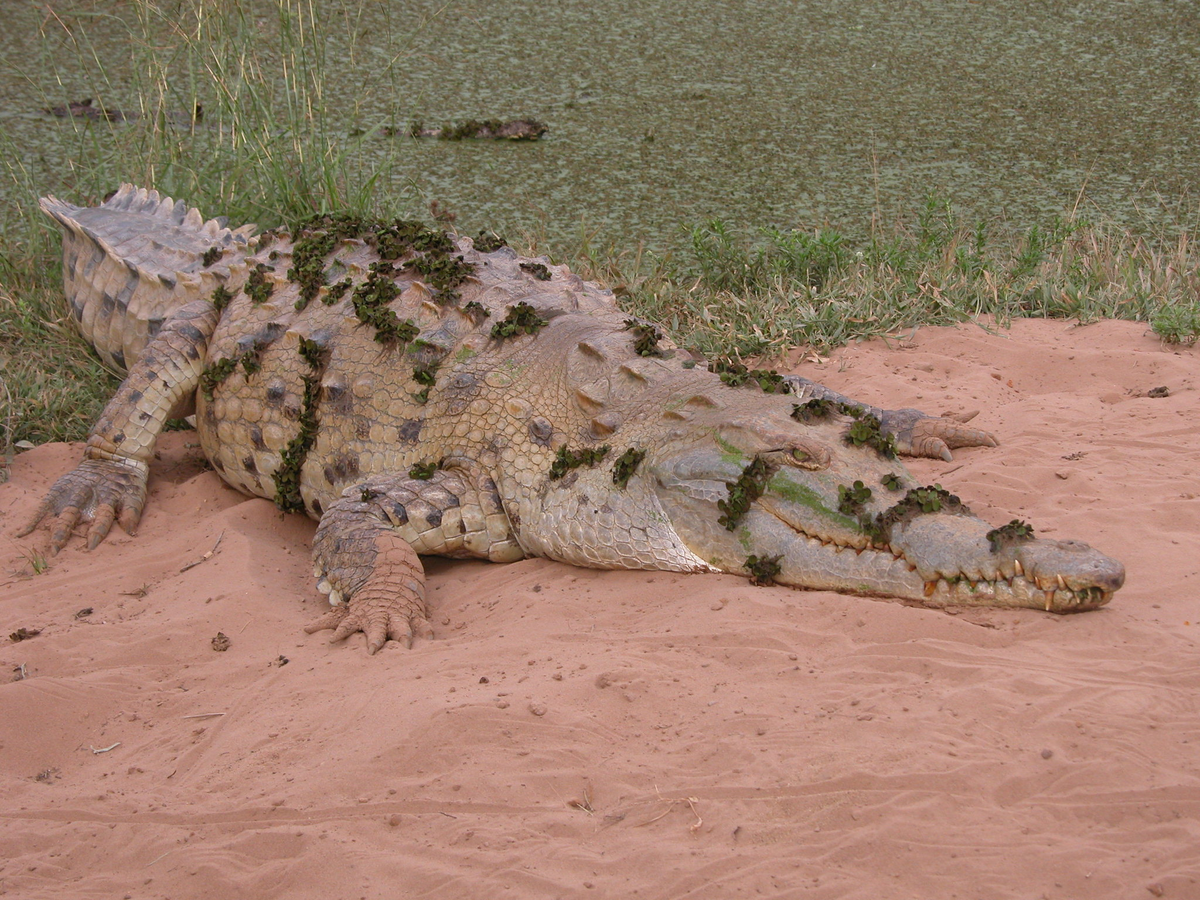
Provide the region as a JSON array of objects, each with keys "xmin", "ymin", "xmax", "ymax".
[{"xmin": 2, "ymin": 318, "xmax": 1198, "ymax": 899}]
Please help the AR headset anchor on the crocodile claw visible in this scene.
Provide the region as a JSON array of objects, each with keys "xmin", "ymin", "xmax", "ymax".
[
  {"xmin": 304, "ymin": 594, "xmax": 434, "ymax": 655},
  {"xmin": 17, "ymin": 458, "xmax": 149, "ymax": 554},
  {"xmin": 881, "ymin": 408, "xmax": 999, "ymax": 461}
]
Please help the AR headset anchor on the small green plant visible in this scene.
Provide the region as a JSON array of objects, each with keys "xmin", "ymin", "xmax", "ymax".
[
  {"xmin": 1151, "ymin": 305, "xmax": 1200, "ymax": 345},
  {"xmin": 22, "ymin": 549, "xmax": 49, "ymax": 575},
  {"xmin": 211, "ymin": 285, "xmax": 235, "ymax": 312},
  {"xmin": 791, "ymin": 398, "xmax": 839, "ymax": 423},
  {"xmin": 844, "ymin": 414, "xmax": 897, "ymax": 459},
  {"xmin": 245, "ymin": 263, "xmax": 275, "ymax": 305},
  {"xmin": 463, "ymin": 300, "xmax": 491, "ymax": 322},
  {"xmin": 351, "ymin": 264, "xmax": 419, "ymax": 346},
  {"xmin": 475, "ymin": 231, "xmax": 508, "ymax": 253}
]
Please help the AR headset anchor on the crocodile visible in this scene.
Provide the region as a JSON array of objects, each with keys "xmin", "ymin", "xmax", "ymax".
[
  {"xmin": 20, "ymin": 185, "xmax": 1125, "ymax": 654},
  {"xmin": 43, "ymin": 98, "xmax": 204, "ymax": 127},
  {"xmin": 407, "ymin": 118, "xmax": 548, "ymax": 141}
]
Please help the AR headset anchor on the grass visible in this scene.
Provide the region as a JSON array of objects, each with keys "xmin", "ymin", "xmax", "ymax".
[
  {"xmin": 1, "ymin": 2, "xmax": 1199, "ymax": 465},
  {"xmin": 541, "ymin": 193, "xmax": 1200, "ymax": 361}
]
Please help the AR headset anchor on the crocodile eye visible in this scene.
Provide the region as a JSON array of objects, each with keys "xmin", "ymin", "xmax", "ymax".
[{"xmin": 792, "ymin": 449, "xmax": 810, "ymax": 463}]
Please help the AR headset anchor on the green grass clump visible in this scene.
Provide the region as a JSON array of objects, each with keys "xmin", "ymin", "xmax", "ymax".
[{"xmin": 550, "ymin": 194, "xmax": 1200, "ymax": 361}]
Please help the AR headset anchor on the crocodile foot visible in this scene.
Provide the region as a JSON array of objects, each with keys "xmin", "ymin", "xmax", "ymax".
[
  {"xmin": 881, "ymin": 408, "xmax": 998, "ymax": 461},
  {"xmin": 304, "ymin": 587, "xmax": 433, "ymax": 655},
  {"xmin": 17, "ymin": 457, "xmax": 149, "ymax": 553},
  {"xmin": 307, "ymin": 499, "xmax": 433, "ymax": 654}
]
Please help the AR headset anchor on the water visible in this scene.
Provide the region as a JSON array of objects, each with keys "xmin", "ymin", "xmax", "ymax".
[{"xmin": 3, "ymin": 0, "xmax": 1198, "ymax": 252}]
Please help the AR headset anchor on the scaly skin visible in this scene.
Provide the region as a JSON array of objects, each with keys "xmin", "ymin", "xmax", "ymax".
[{"xmin": 20, "ymin": 186, "xmax": 1125, "ymax": 654}]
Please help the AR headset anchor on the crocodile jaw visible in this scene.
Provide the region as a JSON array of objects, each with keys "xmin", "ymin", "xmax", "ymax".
[
  {"xmin": 653, "ymin": 457, "xmax": 1124, "ymax": 613},
  {"xmin": 743, "ymin": 501, "xmax": 1125, "ymax": 611}
]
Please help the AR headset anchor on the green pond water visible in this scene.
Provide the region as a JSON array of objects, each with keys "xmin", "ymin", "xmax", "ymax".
[{"xmin": 2, "ymin": 0, "xmax": 1198, "ymax": 252}]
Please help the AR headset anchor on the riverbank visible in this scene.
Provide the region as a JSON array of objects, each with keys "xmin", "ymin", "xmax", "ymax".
[{"xmin": 3, "ymin": 317, "xmax": 1197, "ymax": 899}]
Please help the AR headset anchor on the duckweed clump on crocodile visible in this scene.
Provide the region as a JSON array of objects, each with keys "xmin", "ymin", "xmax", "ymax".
[
  {"xmin": 987, "ymin": 519, "xmax": 1035, "ymax": 552},
  {"xmin": 623, "ymin": 319, "xmax": 664, "ymax": 357},
  {"xmin": 611, "ymin": 448, "xmax": 646, "ymax": 488},
  {"xmin": 837, "ymin": 480, "xmax": 873, "ymax": 517},
  {"xmin": 717, "ymin": 456, "xmax": 773, "ymax": 530},
  {"xmin": 246, "ymin": 263, "xmax": 275, "ymax": 305},
  {"xmin": 519, "ymin": 261, "xmax": 552, "ymax": 281},
  {"xmin": 409, "ymin": 461, "xmax": 439, "ymax": 480},
  {"xmin": 491, "ymin": 302, "xmax": 547, "ymax": 339},
  {"xmin": 745, "ymin": 554, "xmax": 783, "ymax": 586},
  {"xmin": 549, "ymin": 445, "xmax": 611, "ymax": 480},
  {"xmin": 211, "ymin": 285, "xmax": 234, "ymax": 312},
  {"xmin": 709, "ymin": 359, "xmax": 789, "ymax": 394}
]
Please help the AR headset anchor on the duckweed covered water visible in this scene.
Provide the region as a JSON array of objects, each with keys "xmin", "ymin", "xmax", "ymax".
[{"xmin": 2, "ymin": 0, "xmax": 1197, "ymax": 249}]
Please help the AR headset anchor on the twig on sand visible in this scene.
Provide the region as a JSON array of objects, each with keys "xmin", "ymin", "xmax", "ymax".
[{"xmin": 180, "ymin": 531, "xmax": 224, "ymax": 572}]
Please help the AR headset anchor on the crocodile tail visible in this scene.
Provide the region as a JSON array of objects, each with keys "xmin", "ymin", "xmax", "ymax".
[{"xmin": 39, "ymin": 184, "xmax": 256, "ymax": 372}]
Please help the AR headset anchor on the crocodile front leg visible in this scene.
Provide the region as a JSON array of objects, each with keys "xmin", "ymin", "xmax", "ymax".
[
  {"xmin": 18, "ymin": 300, "xmax": 219, "ymax": 552},
  {"xmin": 783, "ymin": 374, "xmax": 998, "ymax": 461},
  {"xmin": 304, "ymin": 466, "xmax": 522, "ymax": 654}
]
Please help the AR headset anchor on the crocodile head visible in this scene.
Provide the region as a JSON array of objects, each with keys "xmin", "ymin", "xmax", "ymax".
[{"xmin": 643, "ymin": 405, "xmax": 1125, "ymax": 612}]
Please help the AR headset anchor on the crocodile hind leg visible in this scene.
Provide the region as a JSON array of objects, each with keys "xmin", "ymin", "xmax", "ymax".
[
  {"xmin": 18, "ymin": 299, "xmax": 219, "ymax": 552},
  {"xmin": 305, "ymin": 465, "xmax": 522, "ymax": 654},
  {"xmin": 783, "ymin": 374, "xmax": 998, "ymax": 461}
]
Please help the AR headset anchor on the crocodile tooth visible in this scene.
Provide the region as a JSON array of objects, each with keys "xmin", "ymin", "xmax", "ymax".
[
  {"xmin": 328, "ymin": 589, "xmax": 343, "ymax": 606},
  {"xmin": 924, "ymin": 581, "xmax": 937, "ymax": 598},
  {"xmin": 1013, "ymin": 559, "xmax": 1023, "ymax": 577},
  {"xmin": 317, "ymin": 578, "xmax": 332, "ymax": 595},
  {"xmin": 1044, "ymin": 590, "xmax": 1055, "ymax": 611},
  {"xmin": 1057, "ymin": 574, "xmax": 1067, "ymax": 590}
]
